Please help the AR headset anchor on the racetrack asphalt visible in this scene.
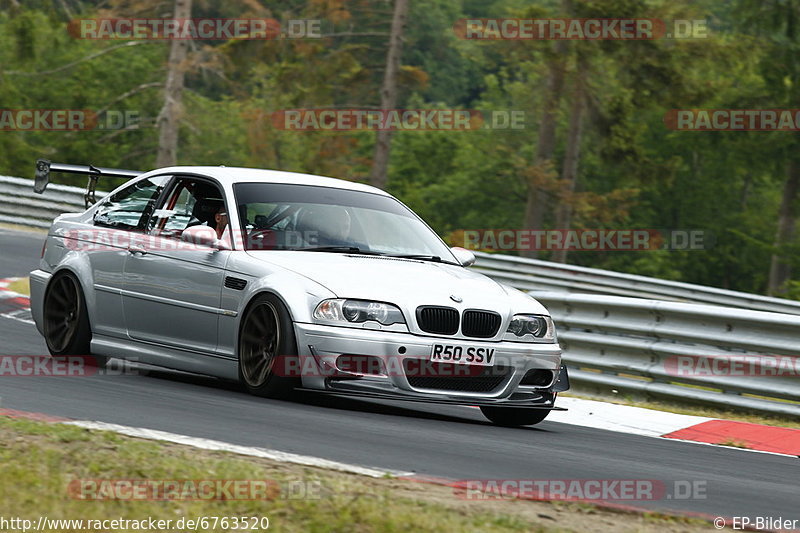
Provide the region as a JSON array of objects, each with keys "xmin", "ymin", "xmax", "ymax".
[{"xmin": 0, "ymin": 228, "xmax": 797, "ymax": 521}]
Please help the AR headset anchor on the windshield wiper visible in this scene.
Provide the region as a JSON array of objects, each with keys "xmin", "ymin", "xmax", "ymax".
[
  {"xmin": 296, "ymin": 248, "xmax": 456, "ymax": 263},
  {"xmin": 296, "ymin": 246, "xmax": 385, "ymax": 255},
  {"xmin": 389, "ymin": 254, "xmax": 458, "ymax": 265}
]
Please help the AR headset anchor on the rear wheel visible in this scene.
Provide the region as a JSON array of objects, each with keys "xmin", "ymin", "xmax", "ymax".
[
  {"xmin": 238, "ymin": 294, "xmax": 299, "ymax": 399},
  {"xmin": 43, "ymin": 272, "xmax": 106, "ymax": 367},
  {"xmin": 480, "ymin": 406, "xmax": 551, "ymax": 427}
]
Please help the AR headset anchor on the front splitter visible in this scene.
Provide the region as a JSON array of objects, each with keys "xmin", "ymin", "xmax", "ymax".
[{"xmin": 295, "ymin": 383, "xmax": 567, "ymax": 410}]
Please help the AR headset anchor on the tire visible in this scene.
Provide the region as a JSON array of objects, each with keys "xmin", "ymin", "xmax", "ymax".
[
  {"xmin": 237, "ymin": 293, "xmax": 300, "ymax": 399},
  {"xmin": 480, "ymin": 406, "xmax": 551, "ymax": 427},
  {"xmin": 43, "ymin": 272, "xmax": 106, "ymax": 367}
]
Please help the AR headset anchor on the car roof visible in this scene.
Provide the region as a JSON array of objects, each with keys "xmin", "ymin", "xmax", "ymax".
[{"xmin": 143, "ymin": 166, "xmax": 390, "ymax": 196}]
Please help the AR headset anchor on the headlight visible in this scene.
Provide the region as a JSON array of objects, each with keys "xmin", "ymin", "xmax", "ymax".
[
  {"xmin": 314, "ymin": 299, "xmax": 405, "ymax": 326},
  {"xmin": 504, "ymin": 314, "xmax": 556, "ymax": 342}
]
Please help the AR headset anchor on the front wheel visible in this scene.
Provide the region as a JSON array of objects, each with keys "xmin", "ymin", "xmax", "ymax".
[
  {"xmin": 238, "ymin": 294, "xmax": 300, "ymax": 399},
  {"xmin": 480, "ymin": 406, "xmax": 551, "ymax": 427}
]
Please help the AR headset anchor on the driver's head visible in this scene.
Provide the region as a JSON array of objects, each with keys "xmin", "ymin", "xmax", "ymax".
[
  {"xmin": 307, "ymin": 206, "xmax": 351, "ymax": 242},
  {"xmin": 214, "ymin": 203, "xmax": 228, "ymax": 238}
]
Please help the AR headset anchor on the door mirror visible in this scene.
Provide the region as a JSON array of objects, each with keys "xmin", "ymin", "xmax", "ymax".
[
  {"xmin": 450, "ymin": 246, "xmax": 476, "ymax": 267},
  {"xmin": 181, "ymin": 226, "xmax": 229, "ymax": 250}
]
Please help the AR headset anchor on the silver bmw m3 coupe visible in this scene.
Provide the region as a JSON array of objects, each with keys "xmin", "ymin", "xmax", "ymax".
[{"xmin": 29, "ymin": 160, "xmax": 569, "ymax": 426}]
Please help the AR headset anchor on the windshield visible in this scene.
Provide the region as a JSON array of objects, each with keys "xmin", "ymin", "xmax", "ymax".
[{"xmin": 234, "ymin": 182, "xmax": 455, "ymax": 260}]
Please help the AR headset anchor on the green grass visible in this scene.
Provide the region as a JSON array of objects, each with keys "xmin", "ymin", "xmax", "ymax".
[
  {"xmin": 0, "ymin": 222, "xmax": 47, "ymax": 234},
  {"xmin": 7, "ymin": 277, "xmax": 29, "ymax": 296},
  {"xmin": 0, "ymin": 416, "xmax": 713, "ymax": 533},
  {"xmin": 718, "ymin": 438, "xmax": 752, "ymax": 449}
]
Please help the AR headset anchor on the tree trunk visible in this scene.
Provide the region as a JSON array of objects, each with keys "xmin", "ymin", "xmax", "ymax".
[
  {"xmin": 767, "ymin": 159, "xmax": 800, "ymax": 295},
  {"xmin": 521, "ymin": 39, "xmax": 567, "ymax": 259},
  {"xmin": 55, "ymin": 0, "xmax": 73, "ymax": 18},
  {"xmin": 155, "ymin": 0, "xmax": 191, "ymax": 168},
  {"xmin": 551, "ymin": 63, "xmax": 586, "ymax": 264},
  {"xmin": 369, "ymin": 0, "xmax": 410, "ymax": 190}
]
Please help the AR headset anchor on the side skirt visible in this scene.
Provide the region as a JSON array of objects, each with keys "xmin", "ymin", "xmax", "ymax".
[{"xmin": 91, "ymin": 335, "xmax": 239, "ymax": 381}]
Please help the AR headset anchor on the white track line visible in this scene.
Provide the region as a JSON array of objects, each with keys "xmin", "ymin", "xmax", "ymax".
[
  {"xmin": 0, "ymin": 310, "xmax": 35, "ymax": 325},
  {"xmin": 0, "ymin": 277, "xmax": 33, "ymax": 324},
  {"xmin": 65, "ymin": 420, "xmax": 415, "ymax": 478},
  {"xmin": 0, "ymin": 290, "xmax": 28, "ymax": 300},
  {"xmin": 548, "ymin": 397, "xmax": 713, "ymax": 437},
  {"xmin": 0, "ymin": 277, "xmax": 29, "ymax": 301},
  {"xmin": 549, "ymin": 397, "xmax": 798, "ymax": 458}
]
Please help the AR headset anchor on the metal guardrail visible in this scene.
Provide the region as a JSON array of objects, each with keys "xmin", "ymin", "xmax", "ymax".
[
  {"xmin": 0, "ymin": 175, "xmax": 103, "ymax": 228},
  {"xmin": 1, "ymin": 175, "xmax": 798, "ymax": 415},
  {"xmin": 534, "ymin": 291, "xmax": 800, "ymax": 416},
  {"xmin": 473, "ymin": 251, "xmax": 800, "ymax": 315}
]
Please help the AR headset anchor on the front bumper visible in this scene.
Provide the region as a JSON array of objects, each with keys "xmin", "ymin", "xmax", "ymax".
[{"xmin": 293, "ymin": 322, "xmax": 567, "ymax": 407}]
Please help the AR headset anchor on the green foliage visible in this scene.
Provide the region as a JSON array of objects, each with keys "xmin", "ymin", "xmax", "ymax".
[{"xmin": 0, "ymin": 0, "xmax": 798, "ymax": 296}]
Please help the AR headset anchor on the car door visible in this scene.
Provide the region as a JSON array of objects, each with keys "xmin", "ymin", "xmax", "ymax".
[
  {"xmin": 121, "ymin": 176, "xmax": 230, "ymax": 355},
  {"xmin": 85, "ymin": 174, "xmax": 170, "ymax": 339}
]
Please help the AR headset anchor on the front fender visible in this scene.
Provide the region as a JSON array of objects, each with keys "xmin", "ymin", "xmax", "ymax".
[
  {"xmin": 243, "ymin": 270, "xmax": 335, "ymax": 323},
  {"xmin": 216, "ymin": 260, "xmax": 335, "ymax": 359}
]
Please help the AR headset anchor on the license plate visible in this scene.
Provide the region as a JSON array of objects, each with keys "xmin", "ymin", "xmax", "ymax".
[{"xmin": 431, "ymin": 344, "xmax": 495, "ymax": 366}]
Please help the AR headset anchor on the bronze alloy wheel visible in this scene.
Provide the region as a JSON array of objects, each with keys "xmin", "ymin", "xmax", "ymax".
[
  {"xmin": 238, "ymin": 294, "xmax": 299, "ymax": 398},
  {"xmin": 240, "ymin": 300, "xmax": 281, "ymax": 387}
]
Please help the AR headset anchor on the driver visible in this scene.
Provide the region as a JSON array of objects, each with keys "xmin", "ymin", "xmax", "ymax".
[
  {"xmin": 213, "ymin": 203, "xmax": 229, "ymax": 239},
  {"xmin": 212, "ymin": 203, "xmax": 234, "ymax": 248}
]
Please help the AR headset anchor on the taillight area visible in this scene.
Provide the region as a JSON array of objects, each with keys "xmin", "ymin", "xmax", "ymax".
[{"xmin": 41, "ymin": 240, "xmax": 47, "ymax": 258}]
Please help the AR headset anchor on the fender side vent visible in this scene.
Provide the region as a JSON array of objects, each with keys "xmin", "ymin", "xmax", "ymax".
[{"xmin": 224, "ymin": 276, "xmax": 247, "ymax": 290}]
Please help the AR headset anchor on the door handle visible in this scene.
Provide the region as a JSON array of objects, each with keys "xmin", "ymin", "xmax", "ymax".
[{"xmin": 128, "ymin": 246, "xmax": 148, "ymax": 256}]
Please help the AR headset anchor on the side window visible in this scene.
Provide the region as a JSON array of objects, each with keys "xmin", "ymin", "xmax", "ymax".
[
  {"xmin": 93, "ymin": 176, "xmax": 169, "ymax": 231},
  {"xmin": 150, "ymin": 178, "xmax": 225, "ymax": 239},
  {"xmin": 150, "ymin": 185, "xmax": 195, "ymax": 237}
]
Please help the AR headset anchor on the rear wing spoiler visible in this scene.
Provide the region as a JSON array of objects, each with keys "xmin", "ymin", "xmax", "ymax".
[{"xmin": 34, "ymin": 159, "xmax": 143, "ymax": 208}]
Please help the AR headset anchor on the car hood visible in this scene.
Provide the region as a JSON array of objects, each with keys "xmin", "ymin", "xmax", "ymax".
[{"xmin": 245, "ymin": 251, "xmax": 548, "ymax": 314}]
